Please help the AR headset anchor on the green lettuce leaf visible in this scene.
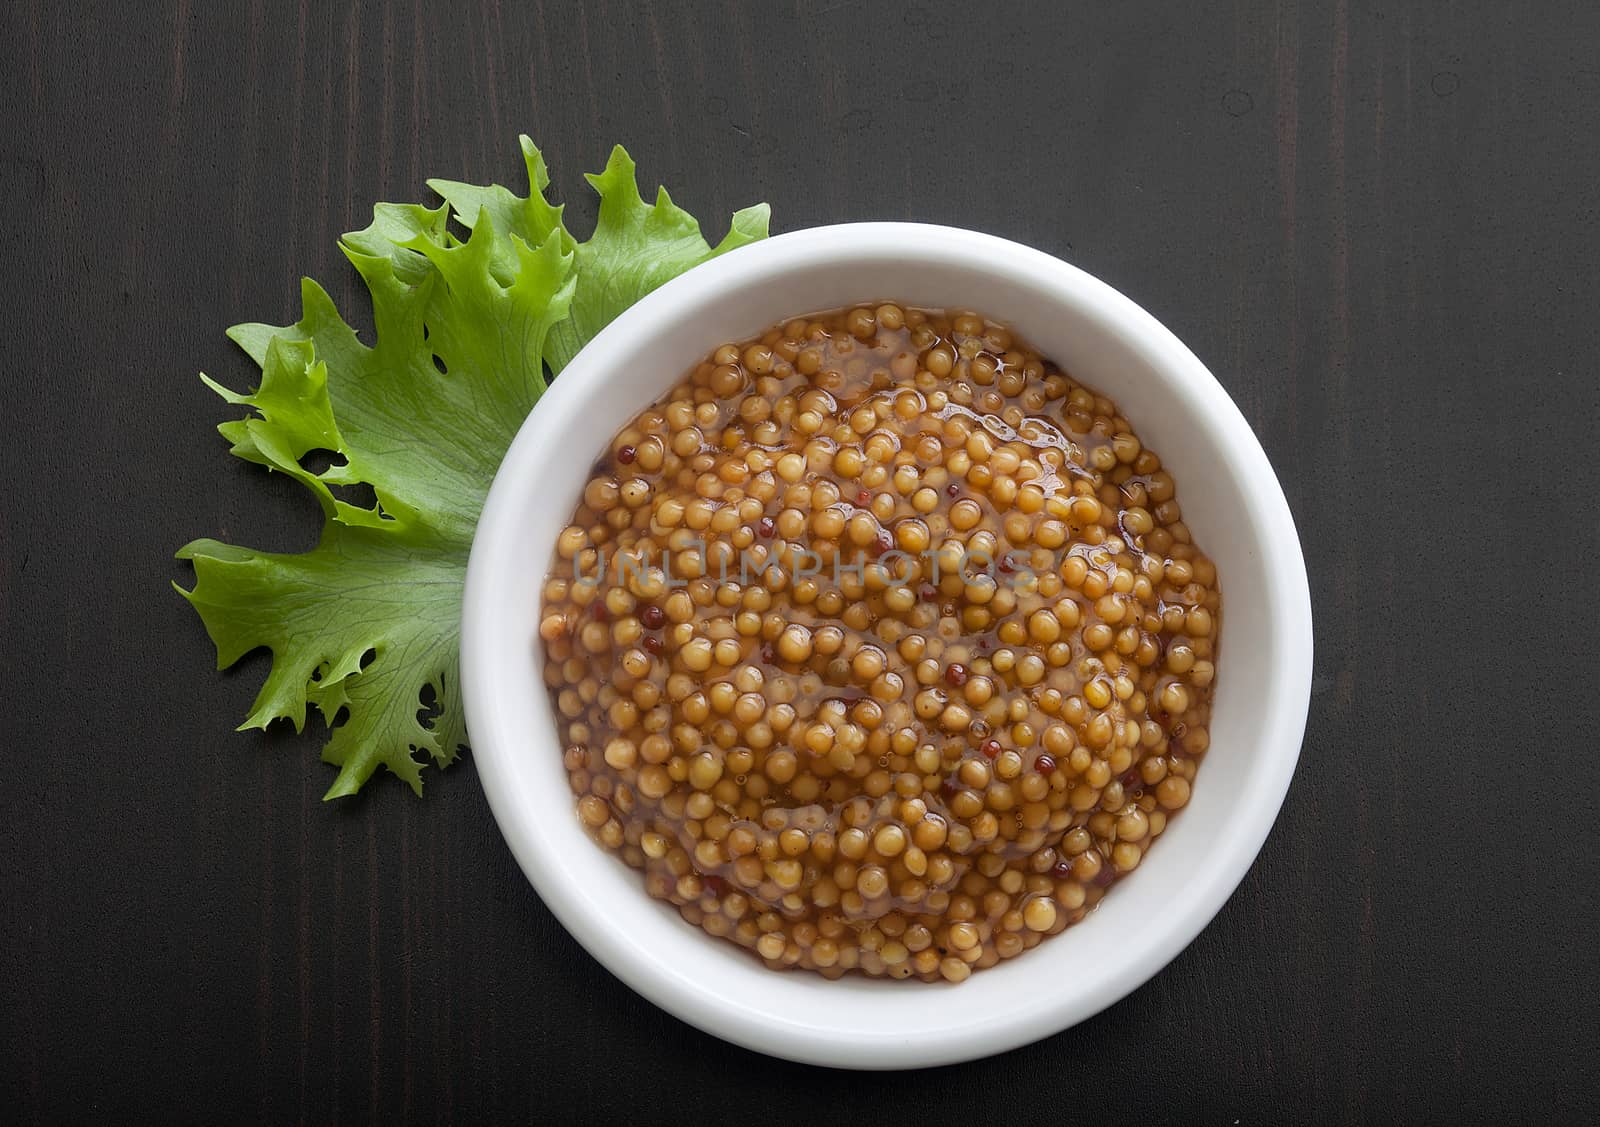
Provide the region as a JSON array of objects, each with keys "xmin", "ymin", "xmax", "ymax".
[
  {"xmin": 177, "ymin": 137, "xmax": 771, "ymax": 798},
  {"xmin": 447, "ymin": 144, "xmax": 770, "ymax": 374}
]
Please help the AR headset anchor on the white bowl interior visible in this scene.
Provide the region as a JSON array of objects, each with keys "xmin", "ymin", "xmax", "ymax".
[{"xmin": 462, "ymin": 224, "xmax": 1311, "ymax": 1069}]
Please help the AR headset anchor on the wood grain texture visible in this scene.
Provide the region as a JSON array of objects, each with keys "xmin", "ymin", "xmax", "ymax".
[{"xmin": 3, "ymin": 1, "xmax": 1598, "ymax": 1122}]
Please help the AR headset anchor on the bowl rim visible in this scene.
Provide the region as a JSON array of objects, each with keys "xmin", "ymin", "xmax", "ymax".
[{"xmin": 461, "ymin": 221, "xmax": 1313, "ymax": 1069}]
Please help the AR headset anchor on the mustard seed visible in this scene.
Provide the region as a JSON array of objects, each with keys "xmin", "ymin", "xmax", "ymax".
[{"xmin": 544, "ymin": 304, "xmax": 1220, "ymax": 982}]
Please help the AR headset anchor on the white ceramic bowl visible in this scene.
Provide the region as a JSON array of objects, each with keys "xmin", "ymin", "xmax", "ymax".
[{"xmin": 461, "ymin": 223, "xmax": 1312, "ymax": 1069}]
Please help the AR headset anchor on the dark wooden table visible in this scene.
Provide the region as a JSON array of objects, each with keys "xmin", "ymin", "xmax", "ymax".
[{"xmin": 6, "ymin": 2, "xmax": 1598, "ymax": 1122}]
